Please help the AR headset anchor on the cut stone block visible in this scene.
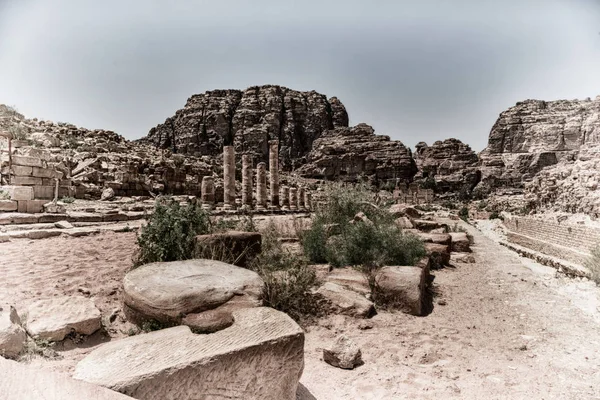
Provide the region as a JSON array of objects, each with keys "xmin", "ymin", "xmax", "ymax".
[
  {"xmin": 415, "ymin": 232, "xmax": 451, "ymax": 250},
  {"xmin": 325, "ymin": 267, "xmax": 370, "ymax": 295},
  {"xmin": 33, "ymin": 185, "xmax": 55, "ymax": 199},
  {"xmin": 26, "ymin": 200, "xmax": 47, "ymax": 214},
  {"xmin": 31, "ymin": 166, "xmax": 61, "ymax": 179},
  {"xmin": 24, "ymin": 296, "xmax": 102, "ymax": 341},
  {"xmin": 449, "ymin": 232, "xmax": 471, "ymax": 252},
  {"xmin": 11, "ymin": 155, "xmax": 43, "ymax": 168},
  {"xmin": 195, "ymin": 230, "xmax": 262, "ymax": 268},
  {"xmin": 376, "ymin": 264, "xmax": 431, "ymax": 316},
  {"xmin": 0, "ymin": 213, "xmax": 39, "ymax": 225},
  {"xmin": 0, "ymin": 186, "xmax": 34, "ymax": 201},
  {"xmin": 0, "ymin": 200, "xmax": 17, "ymax": 212},
  {"xmin": 425, "ymin": 242, "xmax": 451, "ymax": 268},
  {"xmin": 123, "ymin": 259, "xmax": 264, "ymax": 326},
  {"xmin": 451, "ymin": 252, "xmax": 476, "ymax": 264},
  {"xmin": 412, "ymin": 219, "xmax": 447, "ymax": 232},
  {"xmin": 395, "ymin": 216, "xmax": 414, "ymax": 229},
  {"xmin": 10, "ymin": 165, "xmax": 33, "ymax": 176},
  {"xmin": 0, "ymin": 305, "xmax": 27, "ymax": 359},
  {"xmin": 0, "ymin": 357, "xmax": 133, "ymax": 400},
  {"xmin": 317, "ymin": 282, "xmax": 375, "ymax": 318},
  {"xmin": 74, "ymin": 307, "xmax": 304, "ymax": 400},
  {"xmin": 11, "ymin": 176, "xmax": 43, "ymax": 186},
  {"xmin": 16, "ymin": 200, "xmax": 27, "ymax": 213}
]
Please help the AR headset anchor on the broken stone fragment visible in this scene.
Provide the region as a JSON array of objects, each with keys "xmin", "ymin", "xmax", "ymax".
[
  {"xmin": 0, "ymin": 305, "xmax": 27, "ymax": 359},
  {"xmin": 323, "ymin": 335, "xmax": 363, "ymax": 369}
]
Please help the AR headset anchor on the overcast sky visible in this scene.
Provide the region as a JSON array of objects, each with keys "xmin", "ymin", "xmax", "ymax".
[{"xmin": 1, "ymin": 0, "xmax": 599, "ymax": 151}]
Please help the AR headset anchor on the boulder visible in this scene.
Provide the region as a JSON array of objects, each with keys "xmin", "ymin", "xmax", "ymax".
[
  {"xmin": 123, "ymin": 259, "xmax": 264, "ymax": 326},
  {"xmin": 424, "ymin": 243, "xmax": 450, "ymax": 268},
  {"xmin": 101, "ymin": 187, "xmax": 115, "ymax": 201},
  {"xmin": 415, "ymin": 232, "xmax": 451, "ymax": 248},
  {"xmin": 388, "ymin": 204, "xmax": 423, "ymax": 219},
  {"xmin": 395, "ymin": 216, "xmax": 414, "ymax": 229},
  {"xmin": 74, "ymin": 307, "xmax": 304, "ymax": 400},
  {"xmin": 376, "ymin": 264, "xmax": 431, "ymax": 316},
  {"xmin": 316, "ymin": 282, "xmax": 375, "ymax": 318},
  {"xmin": 24, "ymin": 296, "xmax": 101, "ymax": 341},
  {"xmin": 195, "ymin": 230, "xmax": 262, "ymax": 268},
  {"xmin": 0, "ymin": 305, "xmax": 26, "ymax": 359},
  {"xmin": 323, "ymin": 335, "xmax": 362, "ymax": 369},
  {"xmin": 449, "ymin": 232, "xmax": 471, "ymax": 252},
  {"xmin": 324, "ymin": 267, "xmax": 370, "ymax": 295},
  {"xmin": 412, "ymin": 219, "xmax": 446, "ymax": 232},
  {"xmin": 0, "ymin": 357, "xmax": 133, "ymax": 400}
]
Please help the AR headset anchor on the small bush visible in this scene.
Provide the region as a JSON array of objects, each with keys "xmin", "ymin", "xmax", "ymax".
[
  {"xmin": 585, "ymin": 246, "xmax": 600, "ymax": 284},
  {"xmin": 441, "ymin": 200, "xmax": 457, "ymax": 210},
  {"xmin": 134, "ymin": 199, "xmax": 210, "ymax": 267},
  {"xmin": 60, "ymin": 196, "xmax": 75, "ymax": 204},
  {"xmin": 489, "ymin": 211, "xmax": 503, "ymax": 220},
  {"xmin": 0, "ymin": 190, "xmax": 10, "ymax": 200},
  {"xmin": 458, "ymin": 206, "xmax": 469, "ymax": 222},
  {"xmin": 300, "ymin": 221, "xmax": 329, "ymax": 263},
  {"xmin": 420, "ymin": 176, "xmax": 437, "ymax": 191}
]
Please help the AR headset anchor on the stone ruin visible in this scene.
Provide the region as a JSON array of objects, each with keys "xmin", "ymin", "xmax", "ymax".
[
  {"xmin": 393, "ymin": 183, "xmax": 434, "ymax": 205},
  {"xmin": 0, "ymin": 131, "xmax": 72, "ymax": 214}
]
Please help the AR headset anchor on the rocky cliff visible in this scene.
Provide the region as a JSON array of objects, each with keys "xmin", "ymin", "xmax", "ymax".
[
  {"xmin": 413, "ymin": 139, "xmax": 480, "ymax": 195},
  {"xmin": 296, "ymin": 123, "xmax": 417, "ymax": 184},
  {"xmin": 143, "ymin": 85, "xmax": 349, "ymax": 170}
]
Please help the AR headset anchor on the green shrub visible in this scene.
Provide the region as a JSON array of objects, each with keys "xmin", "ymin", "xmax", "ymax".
[
  {"xmin": 441, "ymin": 200, "xmax": 457, "ymax": 210},
  {"xmin": 458, "ymin": 206, "xmax": 469, "ymax": 222},
  {"xmin": 585, "ymin": 246, "xmax": 600, "ymax": 285},
  {"xmin": 489, "ymin": 211, "xmax": 503, "ymax": 220},
  {"xmin": 0, "ymin": 190, "xmax": 10, "ymax": 200},
  {"xmin": 420, "ymin": 176, "xmax": 437, "ymax": 190},
  {"xmin": 134, "ymin": 199, "xmax": 210, "ymax": 267},
  {"xmin": 300, "ymin": 220, "xmax": 329, "ymax": 263},
  {"xmin": 60, "ymin": 196, "xmax": 75, "ymax": 204}
]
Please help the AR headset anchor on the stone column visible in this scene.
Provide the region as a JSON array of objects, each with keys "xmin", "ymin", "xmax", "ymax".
[
  {"xmin": 304, "ymin": 191, "xmax": 312, "ymax": 211},
  {"xmin": 280, "ymin": 185, "xmax": 290, "ymax": 210},
  {"xmin": 256, "ymin": 162, "xmax": 267, "ymax": 210},
  {"xmin": 269, "ymin": 140, "xmax": 280, "ymax": 209},
  {"xmin": 298, "ymin": 187, "xmax": 305, "ymax": 211},
  {"xmin": 289, "ymin": 187, "xmax": 298, "ymax": 211},
  {"xmin": 223, "ymin": 146, "xmax": 236, "ymax": 210},
  {"xmin": 241, "ymin": 154, "xmax": 253, "ymax": 209},
  {"xmin": 201, "ymin": 176, "xmax": 215, "ymax": 210}
]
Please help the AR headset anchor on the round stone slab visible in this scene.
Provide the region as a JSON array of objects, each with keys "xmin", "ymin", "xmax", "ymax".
[{"xmin": 123, "ymin": 259, "xmax": 264, "ymax": 325}]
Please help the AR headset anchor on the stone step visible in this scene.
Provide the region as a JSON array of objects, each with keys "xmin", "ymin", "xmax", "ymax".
[
  {"xmin": 0, "ymin": 211, "xmax": 146, "ymax": 225},
  {"xmin": 0, "ymin": 220, "xmax": 143, "ymax": 241}
]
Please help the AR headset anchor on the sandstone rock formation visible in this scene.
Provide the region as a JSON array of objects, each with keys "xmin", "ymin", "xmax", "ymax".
[
  {"xmin": 74, "ymin": 307, "xmax": 305, "ymax": 400},
  {"xmin": 296, "ymin": 123, "xmax": 417, "ymax": 185},
  {"xmin": 477, "ymin": 97, "xmax": 600, "ymax": 200},
  {"xmin": 123, "ymin": 259, "xmax": 264, "ymax": 327},
  {"xmin": 143, "ymin": 85, "xmax": 349, "ymax": 170},
  {"xmin": 414, "ymin": 139, "xmax": 480, "ymax": 195}
]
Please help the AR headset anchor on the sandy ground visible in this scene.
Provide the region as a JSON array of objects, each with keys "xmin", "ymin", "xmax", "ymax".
[{"xmin": 1, "ymin": 223, "xmax": 600, "ymax": 399}]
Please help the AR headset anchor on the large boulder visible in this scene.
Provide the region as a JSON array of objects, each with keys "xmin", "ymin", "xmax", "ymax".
[
  {"xmin": 23, "ymin": 296, "xmax": 101, "ymax": 341},
  {"xmin": 0, "ymin": 305, "xmax": 26, "ymax": 359},
  {"xmin": 316, "ymin": 282, "xmax": 375, "ymax": 318},
  {"xmin": 123, "ymin": 259, "xmax": 264, "ymax": 327},
  {"xmin": 449, "ymin": 232, "xmax": 471, "ymax": 252},
  {"xmin": 195, "ymin": 230, "xmax": 262, "ymax": 268},
  {"xmin": 424, "ymin": 243, "xmax": 451, "ymax": 268},
  {"xmin": 74, "ymin": 307, "xmax": 304, "ymax": 400},
  {"xmin": 0, "ymin": 357, "xmax": 134, "ymax": 400}
]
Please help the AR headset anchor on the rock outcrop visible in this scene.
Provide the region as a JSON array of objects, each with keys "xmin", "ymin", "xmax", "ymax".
[
  {"xmin": 477, "ymin": 97, "xmax": 600, "ymax": 197},
  {"xmin": 296, "ymin": 123, "xmax": 417, "ymax": 185},
  {"xmin": 414, "ymin": 139, "xmax": 480, "ymax": 195},
  {"xmin": 143, "ymin": 85, "xmax": 349, "ymax": 170}
]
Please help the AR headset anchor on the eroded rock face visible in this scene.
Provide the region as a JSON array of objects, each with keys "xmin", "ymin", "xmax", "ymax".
[
  {"xmin": 74, "ymin": 307, "xmax": 304, "ymax": 400},
  {"xmin": 414, "ymin": 139, "xmax": 480, "ymax": 195},
  {"xmin": 296, "ymin": 123, "xmax": 417, "ymax": 185},
  {"xmin": 477, "ymin": 97, "xmax": 600, "ymax": 198},
  {"xmin": 143, "ymin": 85, "xmax": 349, "ymax": 170}
]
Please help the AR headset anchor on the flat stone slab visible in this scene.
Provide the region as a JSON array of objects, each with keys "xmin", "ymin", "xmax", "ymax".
[
  {"xmin": 0, "ymin": 305, "xmax": 26, "ymax": 359},
  {"xmin": 0, "ymin": 357, "xmax": 133, "ymax": 400},
  {"xmin": 123, "ymin": 259, "xmax": 264, "ymax": 325},
  {"xmin": 316, "ymin": 282, "xmax": 375, "ymax": 318},
  {"xmin": 377, "ymin": 265, "xmax": 431, "ymax": 316},
  {"xmin": 24, "ymin": 296, "xmax": 102, "ymax": 341},
  {"xmin": 450, "ymin": 232, "xmax": 471, "ymax": 252},
  {"xmin": 74, "ymin": 307, "xmax": 304, "ymax": 400}
]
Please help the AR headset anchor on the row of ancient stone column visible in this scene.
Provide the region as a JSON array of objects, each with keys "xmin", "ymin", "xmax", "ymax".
[{"xmin": 199, "ymin": 140, "xmax": 312, "ymax": 211}]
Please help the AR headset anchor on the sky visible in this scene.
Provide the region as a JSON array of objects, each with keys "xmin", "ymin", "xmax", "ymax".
[{"xmin": 0, "ymin": 0, "xmax": 599, "ymax": 151}]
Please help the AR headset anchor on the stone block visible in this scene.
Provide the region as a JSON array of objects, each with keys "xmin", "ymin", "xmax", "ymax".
[
  {"xmin": 0, "ymin": 200, "xmax": 18, "ymax": 212},
  {"xmin": 377, "ymin": 264, "xmax": 431, "ymax": 316},
  {"xmin": 16, "ymin": 201, "xmax": 27, "ymax": 213},
  {"xmin": 26, "ymin": 200, "xmax": 47, "ymax": 214},
  {"xmin": 449, "ymin": 232, "xmax": 471, "ymax": 252},
  {"xmin": 32, "ymin": 167, "xmax": 61, "ymax": 179},
  {"xmin": 316, "ymin": 282, "xmax": 375, "ymax": 318},
  {"xmin": 0, "ymin": 357, "xmax": 134, "ymax": 400},
  {"xmin": 10, "ymin": 166, "xmax": 33, "ymax": 176},
  {"xmin": 11, "ymin": 176, "xmax": 43, "ymax": 186},
  {"xmin": 11, "ymin": 155, "xmax": 43, "ymax": 168},
  {"xmin": 0, "ymin": 305, "xmax": 27, "ymax": 359},
  {"xmin": 24, "ymin": 296, "xmax": 102, "ymax": 341},
  {"xmin": 0, "ymin": 185, "xmax": 34, "ymax": 201},
  {"xmin": 33, "ymin": 185, "xmax": 55, "ymax": 199},
  {"xmin": 74, "ymin": 307, "xmax": 304, "ymax": 400}
]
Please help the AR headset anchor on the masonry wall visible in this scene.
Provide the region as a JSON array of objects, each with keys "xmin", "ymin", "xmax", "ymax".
[{"xmin": 504, "ymin": 217, "xmax": 600, "ymax": 266}]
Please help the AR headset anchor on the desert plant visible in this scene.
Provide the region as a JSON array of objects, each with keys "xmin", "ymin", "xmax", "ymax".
[
  {"xmin": 489, "ymin": 211, "xmax": 503, "ymax": 220},
  {"xmin": 458, "ymin": 206, "xmax": 469, "ymax": 222},
  {"xmin": 420, "ymin": 176, "xmax": 437, "ymax": 191},
  {"xmin": 585, "ymin": 246, "xmax": 600, "ymax": 284},
  {"xmin": 441, "ymin": 200, "xmax": 457, "ymax": 210},
  {"xmin": 133, "ymin": 198, "xmax": 210, "ymax": 267},
  {"xmin": 0, "ymin": 190, "xmax": 10, "ymax": 200},
  {"xmin": 60, "ymin": 196, "xmax": 75, "ymax": 204}
]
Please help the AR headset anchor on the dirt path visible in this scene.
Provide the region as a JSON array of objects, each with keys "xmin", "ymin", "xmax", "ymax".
[
  {"xmin": 301, "ymin": 222, "xmax": 600, "ymax": 399},
  {"xmin": 1, "ymin": 225, "xmax": 599, "ymax": 399}
]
